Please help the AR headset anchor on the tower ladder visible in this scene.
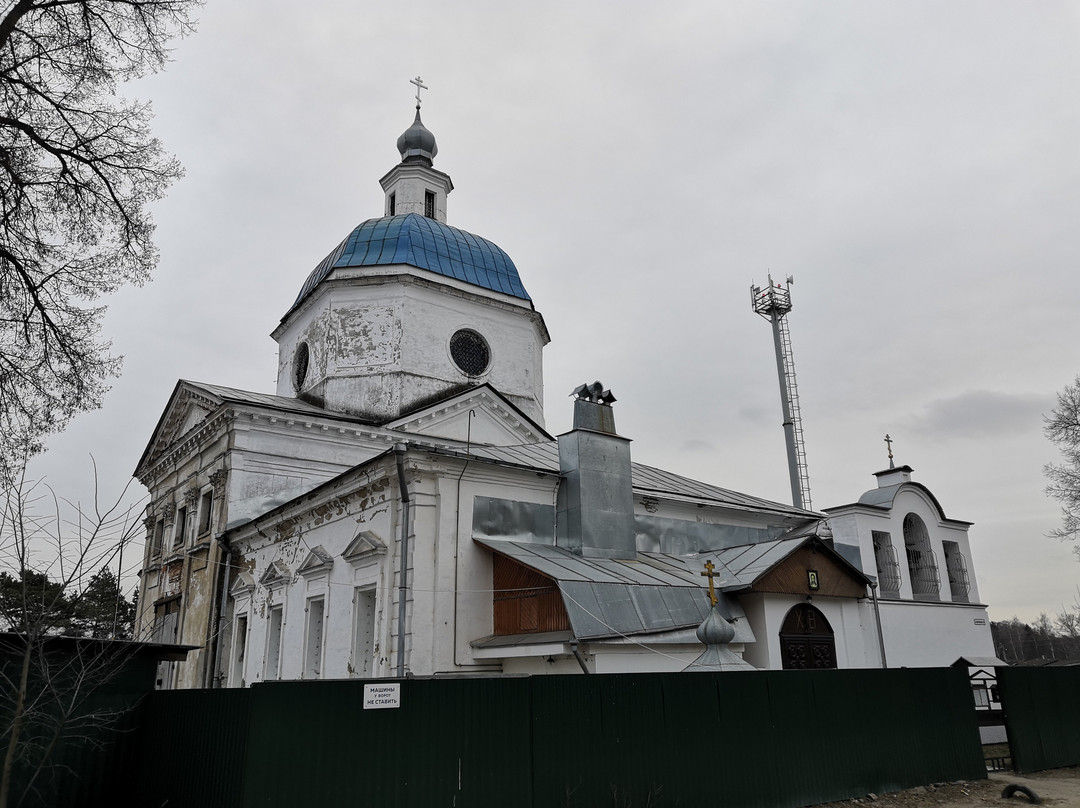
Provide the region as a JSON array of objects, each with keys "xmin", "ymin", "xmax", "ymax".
[{"xmin": 776, "ymin": 313, "xmax": 812, "ymax": 510}]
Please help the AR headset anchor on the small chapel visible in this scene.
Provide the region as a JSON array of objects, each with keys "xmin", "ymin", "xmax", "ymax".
[{"xmin": 134, "ymin": 92, "xmax": 996, "ymax": 689}]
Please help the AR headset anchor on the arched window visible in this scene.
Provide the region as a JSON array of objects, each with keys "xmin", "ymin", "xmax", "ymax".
[
  {"xmin": 779, "ymin": 604, "xmax": 836, "ymax": 670},
  {"xmin": 903, "ymin": 513, "xmax": 939, "ymax": 601}
]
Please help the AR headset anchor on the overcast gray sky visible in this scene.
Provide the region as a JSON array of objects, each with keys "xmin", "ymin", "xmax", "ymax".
[{"xmin": 25, "ymin": 1, "xmax": 1080, "ymax": 624}]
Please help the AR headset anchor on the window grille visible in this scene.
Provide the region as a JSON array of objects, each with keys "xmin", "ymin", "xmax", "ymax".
[
  {"xmin": 450, "ymin": 329, "xmax": 490, "ymax": 376},
  {"xmin": 871, "ymin": 531, "xmax": 902, "ymax": 597},
  {"xmin": 943, "ymin": 540, "xmax": 970, "ymax": 601},
  {"xmin": 424, "ymin": 190, "xmax": 435, "ymax": 219},
  {"xmin": 903, "ymin": 513, "xmax": 940, "ymax": 600}
]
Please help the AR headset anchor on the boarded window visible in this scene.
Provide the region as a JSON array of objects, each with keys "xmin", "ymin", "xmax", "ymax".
[
  {"xmin": 492, "ymin": 554, "xmax": 570, "ymax": 635},
  {"xmin": 197, "ymin": 490, "xmax": 213, "ymax": 536},
  {"xmin": 232, "ymin": 615, "xmax": 248, "ymax": 687},
  {"xmin": 351, "ymin": 588, "xmax": 376, "ymax": 677},
  {"xmin": 152, "ymin": 520, "xmax": 164, "ymax": 557},
  {"xmin": 265, "ymin": 607, "xmax": 283, "ymax": 681},
  {"xmin": 173, "ymin": 506, "xmax": 188, "ymax": 548},
  {"xmin": 305, "ymin": 597, "xmax": 325, "ymax": 678}
]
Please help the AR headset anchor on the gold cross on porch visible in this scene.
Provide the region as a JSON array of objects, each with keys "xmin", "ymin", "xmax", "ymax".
[{"xmin": 700, "ymin": 561, "xmax": 720, "ymax": 607}]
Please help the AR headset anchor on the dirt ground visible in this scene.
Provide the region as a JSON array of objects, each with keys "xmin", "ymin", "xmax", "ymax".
[{"xmin": 819, "ymin": 767, "xmax": 1080, "ymax": 808}]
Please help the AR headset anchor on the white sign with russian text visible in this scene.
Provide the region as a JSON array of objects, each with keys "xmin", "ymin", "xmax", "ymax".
[{"xmin": 363, "ymin": 683, "xmax": 401, "ymax": 709}]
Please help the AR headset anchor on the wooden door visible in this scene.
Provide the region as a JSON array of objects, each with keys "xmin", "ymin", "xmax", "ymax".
[{"xmin": 779, "ymin": 603, "xmax": 837, "ymax": 669}]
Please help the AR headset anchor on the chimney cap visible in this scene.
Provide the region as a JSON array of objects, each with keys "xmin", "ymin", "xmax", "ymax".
[{"xmin": 571, "ymin": 381, "xmax": 616, "ymax": 405}]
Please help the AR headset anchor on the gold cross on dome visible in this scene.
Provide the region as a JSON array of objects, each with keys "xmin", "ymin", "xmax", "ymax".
[
  {"xmin": 410, "ymin": 76, "xmax": 428, "ymax": 107},
  {"xmin": 884, "ymin": 433, "xmax": 894, "ymax": 468},
  {"xmin": 700, "ymin": 561, "xmax": 719, "ymax": 607}
]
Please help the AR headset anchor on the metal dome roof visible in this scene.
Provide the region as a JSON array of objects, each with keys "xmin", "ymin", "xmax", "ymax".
[
  {"xmin": 396, "ymin": 108, "xmax": 438, "ymax": 164},
  {"xmin": 289, "ymin": 213, "xmax": 531, "ymax": 315}
]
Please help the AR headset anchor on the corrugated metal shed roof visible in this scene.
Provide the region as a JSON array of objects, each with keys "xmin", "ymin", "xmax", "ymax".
[{"xmin": 475, "ymin": 539, "xmax": 754, "ymax": 643}]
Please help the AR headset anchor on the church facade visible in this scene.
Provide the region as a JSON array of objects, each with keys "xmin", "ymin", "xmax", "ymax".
[{"xmin": 134, "ymin": 104, "xmax": 995, "ymax": 689}]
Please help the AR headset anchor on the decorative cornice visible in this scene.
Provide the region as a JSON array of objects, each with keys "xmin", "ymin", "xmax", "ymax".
[
  {"xmin": 139, "ymin": 408, "xmax": 231, "ymax": 485},
  {"xmin": 275, "ymin": 271, "xmax": 548, "ymax": 343}
]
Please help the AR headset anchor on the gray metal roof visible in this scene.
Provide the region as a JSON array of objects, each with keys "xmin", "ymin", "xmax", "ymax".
[
  {"xmin": 703, "ymin": 534, "xmax": 871, "ymax": 591},
  {"xmin": 953, "ymin": 655, "xmax": 1006, "ymax": 668},
  {"xmin": 847, "ymin": 481, "xmax": 972, "ymax": 526},
  {"xmin": 457, "ymin": 441, "xmax": 814, "ymax": 519},
  {"xmin": 180, "ymin": 380, "xmax": 364, "ymax": 420},
  {"xmin": 166, "ymin": 381, "xmax": 814, "ymax": 521}
]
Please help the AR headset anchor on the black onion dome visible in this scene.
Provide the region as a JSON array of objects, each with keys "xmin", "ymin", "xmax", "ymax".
[{"xmin": 396, "ymin": 108, "xmax": 438, "ymax": 164}]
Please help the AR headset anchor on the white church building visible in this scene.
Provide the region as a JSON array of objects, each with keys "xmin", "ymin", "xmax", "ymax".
[{"xmin": 134, "ymin": 102, "xmax": 996, "ymax": 689}]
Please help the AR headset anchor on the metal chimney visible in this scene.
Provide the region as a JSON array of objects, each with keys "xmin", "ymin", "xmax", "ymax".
[{"xmin": 556, "ymin": 382, "xmax": 636, "ymax": 559}]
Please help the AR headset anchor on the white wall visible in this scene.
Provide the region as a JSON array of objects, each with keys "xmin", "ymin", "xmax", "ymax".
[
  {"xmin": 878, "ymin": 601, "xmax": 995, "ymax": 667},
  {"xmin": 275, "ymin": 276, "xmax": 546, "ymax": 424},
  {"xmin": 739, "ymin": 593, "xmax": 883, "ymax": 670}
]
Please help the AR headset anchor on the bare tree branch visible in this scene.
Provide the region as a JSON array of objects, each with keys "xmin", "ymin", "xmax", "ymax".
[
  {"xmin": 0, "ymin": 455, "xmax": 144, "ymax": 808},
  {"xmin": 1044, "ymin": 377, "xmax": 1080, "ymax": 556},
  {"xmin": 0, "ymin": 0, "xmax": 200, "ymax": 480}
]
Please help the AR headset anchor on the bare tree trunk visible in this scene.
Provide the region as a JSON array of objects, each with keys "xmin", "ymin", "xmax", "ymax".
[{"xmin": 0, "ymin": 636, "xmax": 33, "ymax": 808}]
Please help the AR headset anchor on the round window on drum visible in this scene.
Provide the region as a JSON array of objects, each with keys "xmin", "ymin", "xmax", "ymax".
[
  {"xmin": 450, "ymin": 329, "xmax": 490, "ymax": 377},
  {"xmin": 293, "ymin": 342, "xmax": 310, "ymax": 391}
]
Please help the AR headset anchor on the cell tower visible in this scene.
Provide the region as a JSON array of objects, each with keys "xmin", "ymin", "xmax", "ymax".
[{"xmin": 750, "ymin": 274, "xmax": 812, "ymax": 511}]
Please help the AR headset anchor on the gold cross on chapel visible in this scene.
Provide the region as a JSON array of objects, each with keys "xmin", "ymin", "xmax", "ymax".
[
  {"xmin": 700, "ymin": 561, "xmax": 719, "ymax": 607},
  {"xmin": 884, "ymin": 433, "xmax": 894, "ymax": 469}
]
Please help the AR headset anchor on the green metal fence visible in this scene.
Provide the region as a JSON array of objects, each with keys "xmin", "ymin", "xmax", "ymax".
[
  {"xmin": 96, "ymin": 667, "xmax": 983, "ymax": 808},
  {"xmin": 530, "ymin": 669, "xmax": 984, "ymax": 808},
  {"xmin": 997, "ymin": 666, "xmax": 1080, "ymax": 773},
  {"xmin": 134, "ymin": 688, "xmax": 253, "ymax": 806}
]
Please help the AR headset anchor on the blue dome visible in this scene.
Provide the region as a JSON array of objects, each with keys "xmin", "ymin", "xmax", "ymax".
[{"xmin": 290, "ymin": 214, "xmax": 531, "ymax": 314}]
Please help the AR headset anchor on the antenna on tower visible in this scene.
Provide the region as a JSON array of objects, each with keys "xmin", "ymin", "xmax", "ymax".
[{"xmin": 750, "ymin": 274, "xmax": 813, "ymax": 510}]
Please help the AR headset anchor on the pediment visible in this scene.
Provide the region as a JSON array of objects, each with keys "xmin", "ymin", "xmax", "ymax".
[
  {"xmin": 298, "ymin": 545, "xmax": 334, "ymax": 577},
  {"xmin": 136, "ymin": 381, "xmax": 226, "ymax": 479},
  {"xmin": 750, "ymin": 541, "xmax": 868, "ymax": 599},
  {"xmin": 258, "ymin": 560, "xmax": 291, "ymax": 587},
  {"xmin": 343, "ymin": 530, "xmax": 387, "ymax": 564},
  {"xmin": 386, "ymin": 386, "xmax": 550, "ymax": 446},
  {"xmin": 230, "ymin": 570, "xmax": 255, "ymax": 596}
]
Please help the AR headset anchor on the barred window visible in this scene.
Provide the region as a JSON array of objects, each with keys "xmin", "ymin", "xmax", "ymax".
[
  {"xmin": 294, "ymin": 342, "xmax": 310, "ymax": 391},
  {"xmin": 450, "ymin": 329, "xmax": 490, "ymax": 376}
]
